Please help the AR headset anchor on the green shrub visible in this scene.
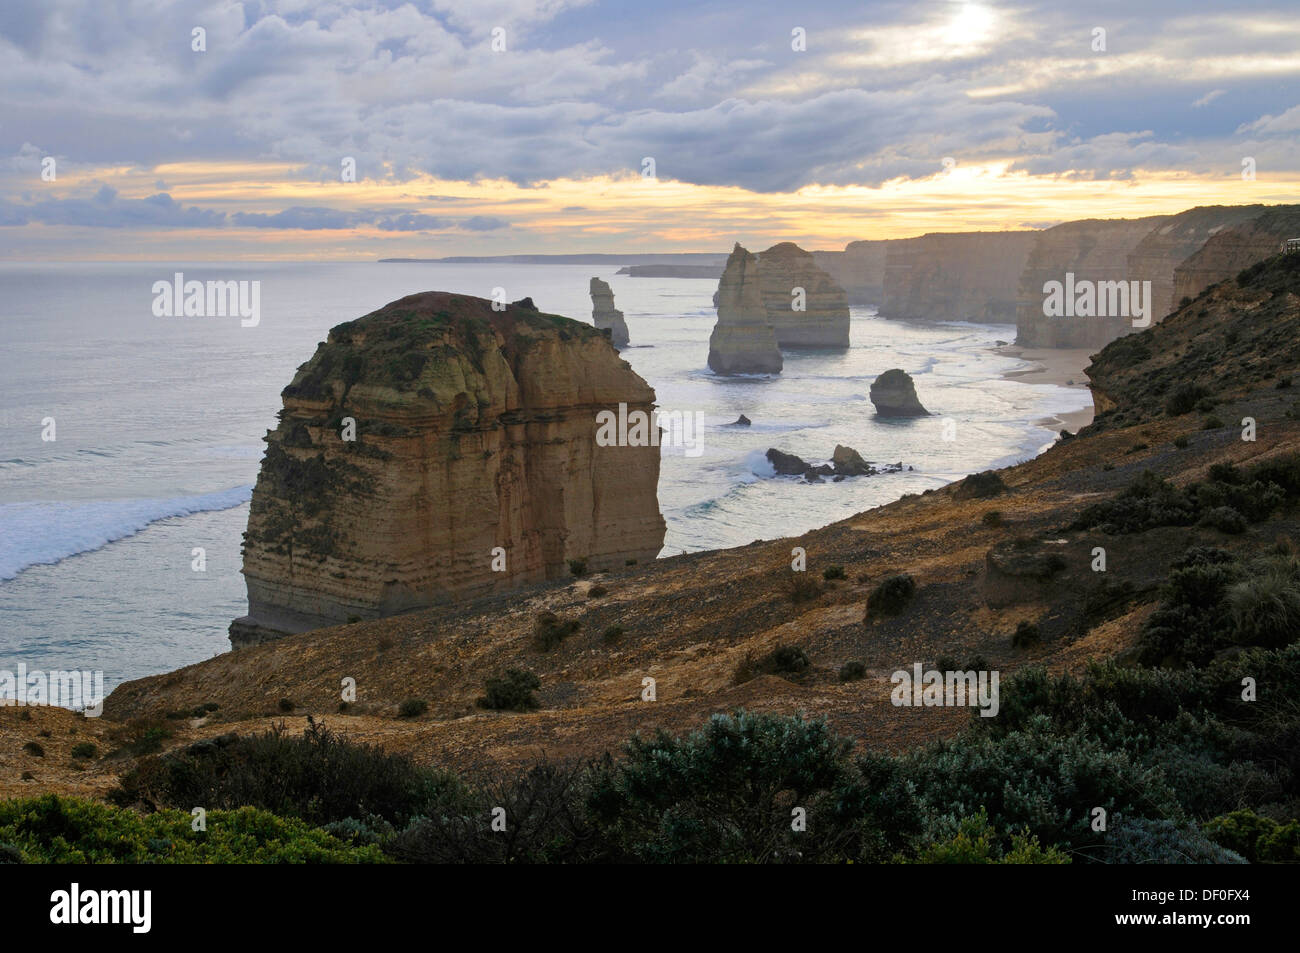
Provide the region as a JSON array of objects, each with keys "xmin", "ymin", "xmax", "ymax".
[
  {"xmin": 867, "ymin": 574, "xmax": 916, "ymax": 616},
  {"xmin": 1173, "ymin": 435, "xmax": 1190, "ymax": 449},
  {"xmin": 278, "ymin": 698, "xmax": 295, "ymax": 713},
  {"xmin": 822, "ymin": 565, "xmax": 847, "ymax": 581},
  {"xmin": 588, "ymin": 584, "xmax": 608, "ymax": 598},
  {"xmin": 21, "ymin": 742, "xmax": 43, "ymax": 757},
  {"xmin": 0, "ymin": 795, "xmax": 386, "ymax": 864},
  {"xmin": 602, "ymin": 625, "xmax": 625, "ymax": 644},
  {"xmin": 70, "ymin": 743, "xmax": 98, "ymax": 760},
  {"xmin": 586, "ymin": 711, "xmax": 857, "ymax": 863},
  {"xmin": 908, "ymin": 810, "xmax": 1070, "ymax": 864},
  {"xmin": 839, "ymin": 660, "xmax": 867, "ymax": 682},
  {"xmin": 735, "ymin": 644, "xmax": 811, "ymax": 683},
  {"xmin": 1226, "ymin": 560, "xmax": 1300, "ymax": 648},
  {"xmin": 398, "ymin": 698, "xmax": 428, "ymax": 718},
  {"xmin": 478, "ymin": 669, "xmax": 541, "ymax": 712},
  {"xmin": 955, "ymin": 470, "xmax": 1006, "ymax": 500},
  {"xmin": 1202, "ymin": 415, "xmax": 1224, "ymax": 429},
  {"xmin": 1011, "ymin": 620, "xmax": 1040, "ymax": 648},
  {"xmin": 982, "ymin": 510, "xmax": 1004, "ymax": 527},
  {"xmin": 1102, "ymin": 815, "xmax": 1245, "ymax": 864},
  {"xmin": 533, "ymin": 611, "xmax": 580, "ymax": 651},
  {"xmin": 1199, "ymin": 505, "xmax": 1247, "ymax": 534},
  {"xmin": 787, "ymin": 572, "xmax": 823, "ymax": 603},
  {"xmin": 568, "ymin": 558, "xmax": 588, "ymax": 577},
  {"xmin": 1166, "ymin": 383, "xmax": 1210, "ymax": 416},
  {"xmin": 1204, "ymin": 809, "xmax": 1300, "ymax": 863},
  {"xmin": 111, "ymin": 721, "xmax": 463, "ymax": 829}
]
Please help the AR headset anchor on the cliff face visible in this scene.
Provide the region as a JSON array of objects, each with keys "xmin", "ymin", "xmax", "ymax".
[
  {"xmin": 230, "ymin": 291, "xmax": 666, "ymax": 647},
  {"xmin": 1125, "ymin": 205, "xmax": 1270, "ymax": 321},
  {"xmin": 1172, "ymin": 205, "xmax": 1300, "ymax": 306},
  {"xmin": 707, "ymin": 244, "xmax": 783, "ymax": 375},
  {"xmin": 589, "ymin": 277, "xmax": 629, "ymax": 348},
  {"xmin": 880, "ymin": 231, "xmax": 1038, "ymax": 323},
  {"xmin": 813, "ymin": 239, "xmax": 890, "ymax": 305},
  {"xmin": 1015, "ymin": 216, "xmax": 1168, "ymax": 348},
  {"xmin": 755, "ymin": 242, "xmax": 850, "ymax": 348}
]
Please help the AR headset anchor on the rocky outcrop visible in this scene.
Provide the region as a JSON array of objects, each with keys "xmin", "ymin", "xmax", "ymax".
[
  {"xmin": 881, "ymin": 231, "xmax": 1037, "ymax": 324},
  {"xmin": 1172, "ymin": 205, "xmax": 1300, "ymax": 305},
  {"xmin": 707, "ymin": 244, "xmax": 783, "ymax": 375},
  {"xmin": 755, "ymin": 242, "xmax": 850, "ymax": 348},
  {"xmin": 814, "ymin": 240, "xmax": 890, "ymax": 305},
  {"xmin": 869, "ymin": 368, "xmax": 929, "ymax": 417},
  {"xmin": 831, "ymin": 445, "xmax": 871, "ymax": 475},
  {"xmin": 1015, "ymin": 216, "xmax": 1169, "ymax": 348},
  {"xmin": 230, "ymin": 291, "xmax": 666, "ymax": 647},
  {"xmin": 1125, "ymin": 205, "xmax": 1271, "ymax": 321},
  {"xmin": 589, "ymin": 277, "xmax": 629, "ymax": 348},
  {"xmin": 766, "ymin": 446, "xmax": 902, "ymax": 481}
]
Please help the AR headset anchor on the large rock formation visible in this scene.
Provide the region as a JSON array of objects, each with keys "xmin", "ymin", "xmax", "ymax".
[
  {"xmin": 230, "ymin": 291, "xmax": 666, "ymax": 647},
  {"xmin": 1015, "ymin": 216, "xmax": 1168, "ymax": 348},
  {"xmin": 870, "ymin": 368, "xmax": 929, "ymax": 416},
  {"xmin": 589, "ymin": 277, "xmax": 629, "ymax": 347},
  {"xmin": 1172, "ymin": 205, "xmax": 1300, "ymax": 305},
  {"xmin": 754, "ymin": 242, "xmax": 850, "ymax": 347},
  {"xmin": 1125, "ymin": 205, "xmax": 1271, "ymax": 321},
  {"xmin": 881, "ymin": 231, "xmax": 1038, "ymax": 323},
  {"xmin": 814, "ymin": 240, "xmax": 890, "ymax": 306},
  {"xmin": 707, "ymin": 244, "xmax": 783, "ymax": 375}
]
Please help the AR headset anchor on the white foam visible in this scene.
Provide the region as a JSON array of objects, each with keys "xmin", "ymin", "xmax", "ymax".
[{"xmin": 0, "ymin": 486, "xmax": 252, "ymax": 581}]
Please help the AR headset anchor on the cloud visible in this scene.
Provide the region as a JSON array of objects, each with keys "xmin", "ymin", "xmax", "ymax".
[
  {"xmin": 0, "ymin": 187, "xmax": 225, "ymax": 228},
  {"xmin": 1193, "ymin": 89, "xmax": 1226, "ymax": 108}
]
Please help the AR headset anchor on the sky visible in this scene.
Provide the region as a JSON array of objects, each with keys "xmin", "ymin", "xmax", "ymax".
[{"xmin": 1, "ymin": 0, "xmax": 1298, "ymax": 259}]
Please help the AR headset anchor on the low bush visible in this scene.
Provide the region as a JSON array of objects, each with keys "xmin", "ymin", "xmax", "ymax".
[
  {"xmin": 397, "ymin": 698, "xmax": 428, "ymax": 718},
  {"xmin": 1011, "ymin": 621, "xmax": 1040, "ymax": 648},
  {"xmin": 533, "ymin": 611, "xmax": 580, "ymax": 651},
  {"xmin": 866, "ymin": 574, "xmax": 916, "ymax": 616},
  {"xmin": 839, "ymin": 660, "xmax": 867, "ymax": 682},
  {"xmin": 822, "ymin": 565, "xmax": 847, "ymax": 581},
  {"xmin": 478, "ymin": 669, "xmax": 541, "ymax": 712}
]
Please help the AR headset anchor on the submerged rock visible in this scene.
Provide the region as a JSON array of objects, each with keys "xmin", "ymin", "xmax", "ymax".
[
  {"xmin": 729, "ymin": 414, "xmax": 752, "ymax": 426},
  {"xmin": 869, "ymin": 368, "xmax": 929, "ymax": 417},
  {"xmin": 589, "ymin": 277, "xmax": 629, "ymax": 348},
  {"xmin": 230, "ymin": 291, "xmax": 666, "ymax": 648},
  {"xmin": 708, "ymin": 244, "xmax": 783, "ymax": 375},
  {"xmin": 766, "ymin": 448, "xmax": 810, "ymax": 475}
]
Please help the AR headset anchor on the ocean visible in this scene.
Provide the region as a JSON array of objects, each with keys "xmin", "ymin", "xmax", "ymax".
[{"xmin": 0, "ymin": 261, "xmax": 1091, "ymax": 692}]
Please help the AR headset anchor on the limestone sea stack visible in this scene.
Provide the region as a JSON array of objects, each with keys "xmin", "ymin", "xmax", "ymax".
[
  {"xmin": 755, "ymin": 242, "xmax": 850, "ymax": 347},
  {"xmin": 707, "ymin": 244, "xmax": 783, "ymax": 375},
  {"xmin": 870, "ymin": 368, "xmax": 929, "ymax": 417},
  {"xmin": 229, "ymin": 291, "xmax": 666, "ymax": 647},
  {"xmin": 589, "ymin": 277, "xmax": 630, "ymax": 348}
]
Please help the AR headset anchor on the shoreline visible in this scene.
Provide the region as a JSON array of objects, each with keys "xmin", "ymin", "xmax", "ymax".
[{"xmin": 994, "ymin": 343, "xmax": 1096, "ymax": 433}]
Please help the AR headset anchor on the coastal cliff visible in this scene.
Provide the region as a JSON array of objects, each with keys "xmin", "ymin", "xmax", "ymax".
[
  {"xmin": 707, "ymin": 244, "xmax": 783, "ymax": 375},
  {"xmin": 756, "ymin": 242, "xmax": 850, "ymax": 348},
  {"xmin": 1015, "ymin": 216, "xmax": 1168, "ymax": 348},
  {"xmin": 1172, "ymin": 205, "xmax": 1300, "ymax": 305},
  {"xmin": 881, "ymin": 231, "xmax": 1037, "ymax": 323},
  {"xmin": 813, "ymin": 239, "xmax": 890, "ymax": 306},
  {"xmin": 229, "ymin": 291, "xmax": 665, "ymax": 647}
]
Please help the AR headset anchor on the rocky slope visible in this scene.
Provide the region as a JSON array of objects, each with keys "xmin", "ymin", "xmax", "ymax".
[
  {"xmin": 229, "ymin": 291, "xmax": 665, "ymax": 647},
  {"xmin": 755, "ymin": 242, "xmax": 850, "ymax": 348},
  {"xmin": 881, "ymin": 231, "xmax": 1038, "ymax": 323},
  {"xmin": 23, "ymin": 253, "xmax": 1293, "ymax": 785},
  {"xmin": 589, "ymin": 277, "xmax": 629, "ymax": 347},
  {"xmin": 1172, "ymin": 205, "xmax": 1300, "ymax": 305},
  {"xmin": 707, "ymin": 244, "xmax": 783, "ymax": 375},
  {"xmin": 1015, "ymin": 216, "xmax": 1169, "ymax": 348}
]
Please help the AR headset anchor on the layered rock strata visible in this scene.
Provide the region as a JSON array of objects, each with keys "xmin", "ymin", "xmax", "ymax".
[
  {"xmin": 1172, "ymin": 205, "xmax": 1300, "ymax": 304},
  {"xmin": 589, "ymin": 277, "xmax": 630, "ymax": 347},
  {"xmin": 707, "ymin": 244, "xmax": 783, "ymax": 375},
  {"xmin": 881, "ymin": 231, "xmax": 1037, "ymax": 323},
  {"xmin": 755, "ymin": 242, "xmax": 850, "ymax": 347},
  {"xmin": 230, "ymin": 291, "xmax": 666, "ymax": 647},
  {"xmin": 1015, "ymin": 216, "xmax": 1169, "ymax": 348},
  {"xmin": 814, "ymin": 240, "xmax": 889, "ymax": 305}
]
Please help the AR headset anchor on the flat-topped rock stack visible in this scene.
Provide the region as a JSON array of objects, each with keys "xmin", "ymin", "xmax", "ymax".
[
  {"xmin": 707, "ymin": 244, "xmax": 784, "ymax": 375},
  {"xmin": 755, "ymin": 242, "xmax": 850, "ymax": 348},
  {"xmin": 589, "ymin": 277, "xmax": 630, "ymax": 348},
  {"xmin": 230, "ymin": 291, "xmax": 666, "ymax": 647}
]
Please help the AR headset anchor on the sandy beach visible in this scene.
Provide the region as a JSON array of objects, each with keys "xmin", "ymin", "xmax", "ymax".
[{"xmin": 994, "ymin": 343, "xmax": 1096, "ymax": 432}]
